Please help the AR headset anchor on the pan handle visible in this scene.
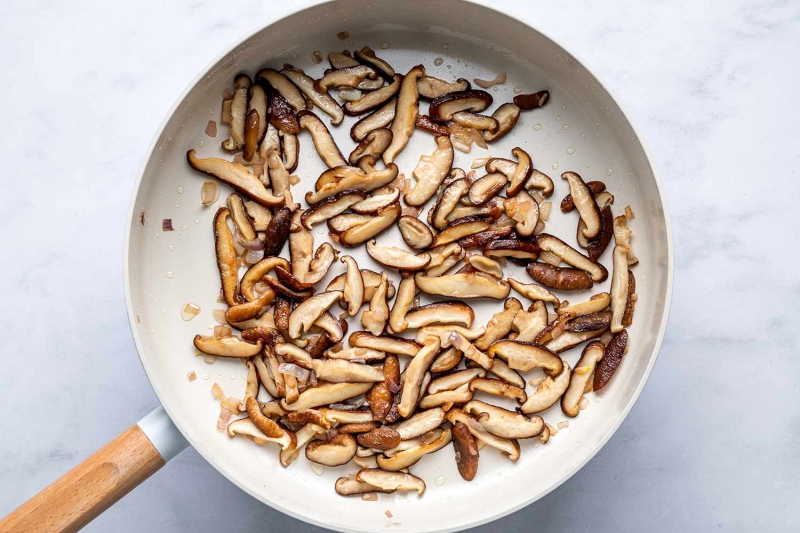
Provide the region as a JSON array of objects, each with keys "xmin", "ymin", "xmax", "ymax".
[{"xmin": 0, "ymin": 406, "xmax": 188, "ymax": 533}]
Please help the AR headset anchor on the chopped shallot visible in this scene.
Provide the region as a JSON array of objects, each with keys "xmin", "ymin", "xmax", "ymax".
[
  {"xmin": 201, "ymin": 181, "xmax": 220, "ymax": 206},
  {"xmin": 205, "ymin": 120, "xmax": 217, "ymax": 137},
  {"xmin": 473, "ymin": 72, "xmax": 506, "ymax": 88},
  {"xmin": 162, "ymin": 219, "xmax": 174, "ymax": 231}
]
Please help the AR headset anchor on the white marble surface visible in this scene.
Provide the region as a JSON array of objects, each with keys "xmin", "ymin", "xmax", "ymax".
[{"xmin": 1, "ymin": 0, "xmax": 798, "ymax": 531}]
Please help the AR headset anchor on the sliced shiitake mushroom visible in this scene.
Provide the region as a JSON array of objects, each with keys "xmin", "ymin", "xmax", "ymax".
[
  {"xmin": 415, "ymin": 271, "xmax": 510, "ymax": 300},
  {"xmin": 545, "ymin": 327, "xmax": 607, "ymax": 354},
  {"xmin": 482, "ymin": 103, "xmax": 521, "ymax": 142},
  {"xmin": 452, "ymin": 421, "xmax": 479, "ymax": 480},
  {"xmin": 227, "ymin": 415, "xmax": 294, "ymax": 450},
  {"xmin": 417, "ymin": 75, "xmax": 471, "ymax": 99},
  {"xmin": 244, "ymin": 200, "xmax": 272, "ymax": 232},
  {"xmin": 388, "ymin": 273, "xmax": 416, "ymax": 334},
  {"xmin": 427, "ymin": 368, "xmax": 486, "ymax": 395},
  {"xmin": 268, "ymin": 90, "xmax": 300, "ymax": 134},
  {"xmin": 222, "ymin": 74, "xmax": 251, "ymax": 152},
  {"xmin": 474, "ymin": 298, "xmax": 523, "ymax": 350},
  {"xmin": 344, "ymin": 73, "xmax": 402, "ymax": 116},
  {"xmin": 301, "ymin": 190, "xmax": 366, "ymax": 230},
  {"xmin": 414, "ymin": 325, "xmax": 484, "ymax": 348},
  {"xmin": 349, "ymin": 128, "xmax": 393, "ymax": 165},
  {"xmin": 297, "ymin": 110, "xmax": 347, "ymax": 168},
  {"xmin": 351, "ymin": 187, "xmax": 400, "ymax": 214},
  {"xmin": 212, "ymin": 207, "xmax": 239, "ymax": 306},
  {"xmin": 350, "ymin": 98, "xmax": 396, "ymax": 141},
  {"xmin": 383, "ymin": 65, "xmax": 425, "ymax": 164},
  {"xmin": 244, "ymin": 397, "xmax": 296, "ymax": 450},
  {"xmin": 328, "ymin": 213, "xmax": 373, "ymax": 233},
  {"xmin": 468, "ymin": 255, "xmax": 504, "ymax": 279},
  {"xmin": 562, "ymin": 341, "xmax": 605, "ymax": 417},
  {"xmin": 502, "ymin": 147, "xmax": 533, "ymax": 197},
  {"xmin": 623, "ymin": 270, "xmax": 636, "ymax": 327},
  {"xmin": 431, "ymin": 177, "xmax": 469, "ymax": 229},
  {"xmin": 405, "ymin": 135, "xmax": 454, "ymax": 206},
  {"xmin": 504, "ymin": 190, "xmax": 539, "ymax": 237},
  {"xmin": 414, "ymin": 114, "xmax": 451, "ymax": 136},
  {"xmin": 488, "ymin": 340, "xmax": 563, "ymax": 375},
  {"xmin": 536, "ymin": 233, "xmax": 607, "ymax": 281},
  {"xmin": 418, "ymin": 385, "xmax": 473, "ymax": 410},
  {"xmin": 285, "ymin": 409, "xmax": 331, "ymax": 429},
  {"xmin": 527, "ymin": 262, "xmax": 593, "ymax": 291},
  {"xmin": 339, "ymin": 422, "xmax": 380, "ymax": 434},
  {"xmin": 349, "ymin": 332, "xmax": 421, "ymax": 357},
  {"xmin": 557, "ymin": 292, "xmax": 611, "ymax": 317},
  {"xmin": 513, "ymin": 90, "xmax": 550, "ymax": 110},
  {"xmin": 404, "ymin": 302, "xmax": 474, "ymax": 329},
  {"xmin": 319, "ymin": 407, "xmax": 374, "ymax": 425},
  {"xmin": 311, "ymin": 359, "xmax": 384, "ymax": 383},
  {"xmin": 305, "ymin": 242, "xmax": 336, "ymax": 284},
  {"xmin": 325, "ymin": 347, "xmax": 385, "ymax": 362},
  {"xmin": 519, "ymin": 361, "xmax": 571, "ymax": 414},
  {"xmin": 429, "ymin": 90, "xmax": 493, "ymax": 122},
  {"xmin": 334, "ymin": 476, "xmax": 390, "ymax": 496},
  {"xmin": 225, "ymin": 288, "xmax": 276, "ymax": 323},
  {"xmin": 258, "ymin": 68, "xmax": 307, "ymax": 113},
  {"xmin": 187, "ymin": 151, "xmax": 284, "ymax": 207},
  {"xmin": 467, "ymin": 173, "xmax": 507, "ymax": 206},
  {"xmin": 358, "ymin": 426, "xmax": 402, "ymax": 451},
  {"xmin": 328, "ymin": 51, "xmax": 359, "ymax": 69},
  {"xmin": 469, "ymin": 377, "xmax": 527, "ymax": 403},
  {"xmin": 433, "ymin": 216, "xmax": 492, "ymax": 247},
  {"xmin": 280, "ymin": 423, "xmax": 324, "ymax": 466},
  {"xmin": 512, "ymin": 301, "xmax": 549, "ymax": 343},
  {"xmin": 244, "ymin": 83, "xmax": 267, "ymax": 161},
  {"xmin": 306, "ymin": 164, "xmax": 399, "ymax": 205},
  {"xmin": 306, "ymin": 434, "xmax": 358, "ymax": 466},
  {"xmin": 449, "ymin": 332, "xmax": 493, "ymax": 370},
  {"xmin": 593, "ymin": 329, "xmax": 628, "ymax": 391},
  {"xmin": 507, "ymin": 277, "xmax": 560, "ymax": 306},
  {"xmin": 327, "ymin": 270, "xmax": 396, "ymax": 301},
  {"xmin": 354, "ymin": 47, "xmax": 395, "ymax": 78},
  {"xmin": 275, "ymin": 342, "xmax": 314, "ymax": 369},
  {"xmin": 587, "ymin": 204, "xmax": 614, "ymax": 261},
  {"xmin": 361, "ymin": 272, "xmax": 390, "ymax": 335},
  {"xmin": 452, "ymin": 111, "xmax": 499, "ymax": 132},
  {"xmin": 562, "ymin": 171, "xmax": 601, "ymax": 239},
  {"xmin": 446, "ymin": 410, "xmax": 520, "ymax": 461},
  {"xmin": 566, "ymin": 310, "xmax": 613, "ymax": 332},
  {"xmin": 465, "ymin": 400, "xmax": 545, "ymax": 439},
  {"xmin": 281, "ymin": 65, "xmax": 344, "ymax": 125},
  {"xmin": 366, "ymin": 240, "xmax": 431, "ymax": 271},
  {"xmin": 193, "ymin": 334, "xmax": 262, "ymax": 357},
  {"xmin": 316, "ymin": 65, "xmax": 378, "ymax": 93},
  {"xmin": 281, "ymin": 381, "xmax": 373, "ymax": 411},
  {"xmin": 289, "ymin": 209, "xmax": 314, "ymax": 279},
  {"xmin": 244, "ymin": 109, "xmax": 259, "ymax": 163},
  {"xmin": 356, "ymin": 469, "xmax": 426, "ymax": 495},
  {"xmin": 392, "ymin": 408, "xmax": 446, "ymax": 440},
  {"xmin": 397, "ymin": 337, "xmax": 441, "ymax": 417},
  {"xmin": 287, "ymin": 290, "xmax": 342, "ymax": 339},
  {"xmin": 561, "ymin": 180, "xmax": 607, "ymax": 212},
  {"xmin": 242, "ymin": 327, "xmax": 282, "ymax": 351},
  {"xmin": 484, "ymin": 239, "xmax": 540, "ymax": 263},
  {"xmin": 376, "ymin": 427, "xmax": 452, "ymax": 471},
  {"xmin": 458, "ymin": 226, "xmax": 515, "ymax": 249},
  {"xmin": 397, "ymin": 216, "xmax": 434, "ymax": 250},
  {"xmin": 334, "ymin": 203, "xmax": 402, "ymax": 247},
  {"xmin": 265, "ymin": 148, "xmax": 293, "ymax": 205},
  {"xmin": 340, "ymin": 255, "xmax": 365, "ymax": 317},
  {"xmin": 526, "ymin": 169, "xmax": 555, "ymax": 197}
]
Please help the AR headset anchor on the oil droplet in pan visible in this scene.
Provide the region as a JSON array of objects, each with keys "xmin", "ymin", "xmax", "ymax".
[
  {"xmin": 552, "ymin": 162, "xmax": 559, "ymax": 170},
  {"xmin": 176, "ymin": 187, "xmax": 184, "ymax": 194},
  {"xmin": 311, "ymin": 50, "xmax": 323, "ymax": 64},
  {"xmin": 566, "ymin": 146, "xmax": 575, "ymax": 155},
  {"xmin": 533, "ymin": 123, "xmax": 542, "ymax": 131},
  {"xmin": 513, "ymin": 85, "xmax": 523, "ymax": 94},
  {"xmin": 606, "ymin": 169, "xmax": 614, "ymax": 176},
  {"xmin": 441, "ymin": 43, "xmax": 450, "ymax": 50},
  {"xmin": 380, "ymin": 42, "xmax": 390, "ymax": 50},
  {"xmin": 434, "ymin": 476, "xmax": 446, "ymax": 486},
  {"xmin": 311, "ymin": 464, "xmax": 325, "ymax": 476},
  {"xmin": 165, "ymin": 271, "xmax": 174, "ymax": 279},
  {"xmin": 434, "ymin": 58, "xmax": 443, "ymax": 66}
]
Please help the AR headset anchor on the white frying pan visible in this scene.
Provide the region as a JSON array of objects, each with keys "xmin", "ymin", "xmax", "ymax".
[{"xmin": 0, "ymin": 1, "xmax": 672, "ymax": 531}]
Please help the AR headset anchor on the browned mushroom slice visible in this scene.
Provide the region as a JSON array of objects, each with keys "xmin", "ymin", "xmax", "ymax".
[
  {"xmin": 350, "ymin": 187, "xmax": 400, "ymax": 214},
  {"xmin": 225, "ymin": 288, "xmax": 276, "ymax": 323},
  {"xmin": 429, "ymin": 90, "xmax": 493, "ymax": 122},
  {"xmin": 258, "ymin": 212, "xmax": 290, "ymax": 262},
  {"xmin": 383, "ymin": 65, "xmax": 425, "ymax": 164},
  {"xmin": 316, "ymin": 65, "xmax": 378, "ymax": 93},
  {"xmin": 452, "ymin": 421, "xmax": 479, "ymax": 481},
  {"xmin": 449, "ymin": 112, "xmax": 497, "ymax": 133},
  {"xmin": 281, "ymin": 65, "xmax": 344, "ymax": 125},
  {"xmin": 417, "ymin": 75, "xmax": 471, "ymax": 98},
  {"xmin": 349, "ymin": 128, "xmax": 393, "ymax": 165},
  {"xmin": 430, "ymin": 177, "xmax": 469, "ymax": 229},
  {"xmin": 405, "ymin": 135, "xmax": 454, "ymax": 206},
  {"xmin": 481, "ymin": 103, "xmax": 521, "ymax": 142},
  {"xmin": 433, "ymin": 216, "xmax": 492, "ymax": 247},
  {"xmin": 507, "ymin": 278, "xmax": 560, "ymax": 306},
  {"xmin": 465, "ymin": 400, "xmax": 545, "ymax": 439},
  {"xmin": 187, "ymin": 151, "xmax": 283, "ymax": 207},
  {"xmin": 297, "ymin": 110, "xmax": 347, "ymax": 168},
  {"xmin": 311, "ymin": 359, "xmax": 384, "ymax": 383},
  {"xmin": 499, "ymin": 147, "xmax": 532, "ymax": 197},
  {"xmin": 414, "ymin": 325, "xmax": 484, "ymax": 348},
  {"xmin": 560, "ymin": 180, "xmax": 607, "ymax": 212},
  {"xmin": 244, "ymin": 200, "xmax": 271, "ymax": 232},
  {"xmin": 284, "ymin": 408, "xmax": 331, "ymax": 430},
  {"xmin": 513, "ymin": 90, "xmax": 550, "ymax": 110},
  {"xmin": 566, "ymin": 310, "xmax": 613, "ymax": 333},
  {"xmin": 193, "ymin": 334, "xmax": 262, "ymax": 357},
  {"xmin": 361, "ymin": 272, "xmax": 390, "ymax": 335},
  {"xmin": 449, "ymin": 332, "xmax": 493, "ymax": 370},
  {"xmin": 414, "ymin": 114, "xmax": 451, "ymax": 136},
  {"xmin": 242, "ymin": 326, "xmax": 282, "ymax": 351},
  {"xmin": 458, "ymin": 226, "xmax": 515, "ymax": 250},
  {"xmin": 349, "ymin": 331, "xmax": 421, "ymax": 357},
  {"xmin": 488, "ymin": 340, "xmax": 563, "ymax": 375},
  {"xmin": 227, "ymin": 415, "xmax": 292, "ymax": 449},
  {"xmin": 415, "ymin": 271, "xmax": 510, "ymax": 300},
  {"xmin": 264, "ymin": 149, "xmax": 293, "ymax": 206},
  {"xmin": 465, "ymin": 255, "xmax": 501, "ymax": 279},
  {"xmin": 306, "ymin": 164, "xmax": 399, "ymax": 205},
  {"xmin": 610, "ymin": 249, "xmax": 631, "ymax": 334},
  {"xmin": 334, "ymin": 476, "xmax": 388, "ymax": 496},
  {"xmin": 344, "ymin": 73, "xmax": 402, "ymax": 116},
  {"xmin": 545, "ymin": 327, "xmax": 607, "ymax": 354},
  {"xmin": 446, "ymin": 410, "xmax": 520, "ymax": 461},
  {"xmin": 281, "ymin": 381, "xmax": 373, "ymax": 411},
  {"xmin": 392, "ymin": 408, "xmax": 446, "ymax": 440},
  {"xmin": 304, "ymin": 243, "xmax": 336, "ymax": 285},
  {"xmin": 211, "ymin": 207, "xmax": 240, "ymax": 306},
  {"xmin": 484, "ymin": 240, "xmax": 540, "ymax": 263},
  {"xmin": 243, "ymin": 396, "xmax": 296, "ymax": 449},
  {"xmin": 305, "ymin": 434, "xmax": 358, "ymax": 466},
  {"xmin": 557, "ymin": 293, "xmax": 611, "ymax": 317},
  {"xmin": 280, "ymin": 423, "xmax": 325, "ymax": 466},
  {"xmin": 275, "ymin": 342, "xmax": 314, "ymax": 369},
  {"xmin": 622, "ymin": 270, "xmax": 636, "ymax": 327},
  {"xmin": 527, "ymin": 262, "xmax": 593, "ymax": 291},
  {"xmin": 474, "ymin": 298, "xmax": 523, "ymax": 350},
  {"xmin": 287, "ymin": 290, "xmax": 342, "ymax": 338},
  {"xmin": 357, "ymin": 427, "xmax": 402, "ymax": 451},
  {"xmin": 469, "ymin": 378, "xmax": 527, "ymax": 403},
  {"xmin": 227, "ymin": 193, "xmax": 258, "ymax": 243},
  {"xmin": 467, "ymin": 173, "xmax": 507, "ymax": 206},
  {"xmin": 504, "ymin": 190, "xmax": 539, "ymax": 238},
  {"xmin": 340, "ymin": 255, "xmax": 365, "ymax": 317},
  {"xmin": 519, "ymin": 361, "xmax": 571, "ymax": 414},
  {"xmin": 404, "ymin": 302, "xmax": 474, "ymax": 329},
  {"xmin": 376, "ymin": 428, "xmax": 452, "ymax": 471},
  {"xmin": 356, "ymin": 469, "xmax": 426, "ymax": 495},
  {"xmin": 587, "ymin": 205, "xmax": 614, "ymax": 260},
  {"xmin": 561, "ymin": 341, "xmax": 605, "ymax": 417},
  {"xmin": 527, "ymin": 169, "xmax": 555, "ymax": 197},
  {"xmin": 366, "ymin": 240, "xmax": 431, "ymax": 271},
  {"xmin": 300, "ymin": 190, "xmax": 366, "ymax": 230},
  {"xmin": 336, "ymin": 203, "xmax": 401, "ymax": 246},
  {"xmin": 319, "ymin": 408, "xmax": 374, "ymax": 426},
  {"xmin": 326, "ymin": 347, "xmax": 385, "ymax": 362},
  {"xmin": 244, "ymin": 85, "xmax": 267, "ymax": 161},
  {"xmin": 562, "ymin": 171, "xmax": 602, "ymax": 240},
  {"xmin": 353, "ymin": 46, "xmax": 395, "ymax": 78},
  {"xmin": 258, "ymin": 68, "xmax": 307, "ymax": 113},
  {"xmin": 288, "ymin": 210, "xmax": 313, "ymax": 279},
  {"xmin": 222, "ymin": 74, "xmax": 251, "ymax": 152},
  {"xmin": 397, "ymin": 337, "xmax": 440, "ymax": 417},
  {"xmin": 593, "ymin": 329, "xmax": 628, "ymax": 391},
  {"xmin": 536, "ymin": 233, "xmax": 607, "ymax": 281},
  {"xmin": 240, "ymin": 257, "xmax": 292, "ymax": 303},
  {"xmin": 327, "ymin": 269, "xmax": 396, "ymax": 301},
  {"xmin": 427, "ymin": 368, "xmax": 486, "ymax": 395},
  {"xmin": 350, "ymin": 99, "xmax": 396, "ymax": 141},
  {"xmin": 268, "ymin": 90, "xmax": 300, "ymax": 134},
  {"xmin": 397, "ymin": 216, "xmax": 434, "ymax": 251}
]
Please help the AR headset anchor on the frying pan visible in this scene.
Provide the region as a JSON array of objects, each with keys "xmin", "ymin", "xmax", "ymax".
[{"xmin": 0, "ymin": 1, "xmax": 672, "ymax": 531}]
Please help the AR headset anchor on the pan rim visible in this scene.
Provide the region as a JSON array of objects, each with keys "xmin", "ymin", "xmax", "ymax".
[{"xmin": 123, "ymin": 1, "xmax": 674, "ymax": 531}]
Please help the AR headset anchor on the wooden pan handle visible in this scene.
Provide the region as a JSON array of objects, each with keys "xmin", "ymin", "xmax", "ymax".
[{"xmin": 0, "ymin": 408, "xmax": 187, "ymax": 533}]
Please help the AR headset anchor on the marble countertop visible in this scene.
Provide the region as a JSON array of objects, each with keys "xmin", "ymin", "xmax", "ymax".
[{"xmin": 1, "ymin": 0, "xmax": 798, "ymax": 531}]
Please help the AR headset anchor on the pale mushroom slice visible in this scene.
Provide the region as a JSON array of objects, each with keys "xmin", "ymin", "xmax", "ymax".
[
  {"xmin": 316, "ymin": 65, "xmax": 379, "ymax": 93},
  {"xmin": 287, "ymin": 290, "xmax": 342, "ymax": 339},
  {"xmin": 274, "ymin": 342, "xmax": 314, "ymax": 369},
  {"xmin": 397, "ymin": 216, "xmax": 434, "ymax": 250},
  {"xmin": 508, "ymin": 278, "xmax": 560, "ymax": 306},
  {"xmin": 253, "ymin": 354, "xmax": 279, "ymax": 398},
  {"xmin": 349, "ymin": 331, "xmax": 421, "ymax": 357},
  {"xmin": 327, "ymin": 269, "xmax": 395, "ymax": 301},
  {"xmin": 257, "ymin": 68, "xmax": 307, "ymax": 113},
  {"xmin": 304, "ymin": 243, "xmax": 336, "ymax": 285},
  {"xmin": 349, "ymin": 128, "xmax": 393, "ymax": 165},
  {"xmin": 366, "ymin": 240, "xmax": 431, "ymax": 271},
  {"xmin": 430, "ymin": 177, "xmax": 470, "ymax": 230},
  {"xmin": 325, "ymin": 347, "xmax": 385, "ymax": 362},
  {"xmin": 392, "ymin": 408, "xmax": 446, "ymax": 440},
  {"xmin": 469, "ymin": 378, "xmax": 527, "ymax": 404},
  {"xmin": 289, "ymin": 210, "xmax": 314, "ymax": 279},
  {"xmin": 428, "ymin": 368, "xmax": 486, "ymax": 394},
  {"xmin": 475, "ymin": 298, "xmax": 523, "ymax": 350},
  {"xmin": 398, "ymin": 337, "xmax": 441, "ymax": 417},
  {"xmin": 497, "ymin": 148, "xmax": 532, "ymax": 197},
  {"xmin": 415, "ymin": 271, "xmax": 510, "ymax": 300},
  {"xmin": 243, "ymin": 397, "xmax": 296, "ymax": 450},
  {"xmin": 281, "ymin": 65, "xmax": 344, "ymax": 125},
  {"xmin": 446, "ymin": 410, "xmax": 520, "ymax": 461},
  {"xmin": 417, "ymin": 75, "xmax": 471, "ymax": 98},
  {"xmin": 280, "ymin": 423, "xmax": 325, "ymax": 466},
  {"xmin": 424, "ymin": 243, "xmax": 464, "ymax": 274},
  {"xmin": 449, "ymin": 332, "xmax": 493, "ymax": 370},
  {"xmin": 222, "ymin": 74, "xmax": 251, "ymax": 152},
  {"xmin": 356, "ymin": 469, "xmax": 426, "ymax": 495},
  {"xmin": 301, "ymin": 190, "xmax": 366, "ymax": 230},
  {"xmin": 504, "ymin": 190, "xmax": 539, "ymax": 238},
  {"xmin": 386, "ymin": 273, "xmax": 415, "ymax": 334},
  {"xmin": 430, "ymin": 347, "xmax": 462, "ymax": 373},
  {"xmin": 488, "ymin": 340, "xmax": 563, "ymax": 375},
  {"xmin": 328, "ymin": 51, "xmax": 360, "ymax": 69},
  {"xmin": 244, "ymin": 84, "xmax": 268, "ymax": 161},
  {"xmin": 482, "ymin": 103, "xmax": 521, "ymax": 142},
  {"xmin": 311, "ymin": 359, "xmax": 384, "ymax": 383},
  {"xmin": 344, "ymin": 73, "xmax": 402, "ymax": 116},
  {"xmin": 558, "ymin": 293, "xmax": 611, "ymax": 317},
  {"xmin": 283, "ymin": 131, "xmax": 303, "ymax": 173},
  {"xmin": 361, "ymin": 272, "xmax": 390, "ymax": 335},
  {"xmin": 468, "ymin": 255, "xmax": 504, "ymax": 279},
  {"xmin": 227, "ymin": 417, "xmax": 284, "ymax": 447},
  {"xmin": 404, "ymin": 302, "xmax": 474, "ymax": 329},
  {"xmin": 544, "ymin": 328, "xmax": 606, "ymax": 354},
  {"xmin": 483, "ymin": 240, "xmax": 540, "ymax": 263},
  {"xmin": 405, "ymin": 135, "xmax": 454, "ymax": 206},
  {"xmin": 335, "ymin": 203, "xmax": 402, "ymax": 247},
  {"xmin": 562, "ymin": 341, "xmax": 604, "ymax": 417},
  {"xmin": 414, "ymin": 325, "xmax": 485, "ymax": 348},
  {"xmin": 245, "ymin": 200, "xmax": 272, "ymax": 232},
  {"xmin": 353, "ymin": 46, "xmax": 395, "ymax": 77},
  {"xmin": 194, "ymin": 335, "xmax": 262, "ymax": 358},
  {"xmin": 610, "ymin": 215, "xmax": 635, "ymax": 332},
  {"xmin": 335, "ymin": 476, "xmax": 392, "ymax": 496},
  {"xmin": 241, "ymin": 258, "xmax": 291, "ymax": 302},
  {"xmin": 512, "ymin": 301, "xmax": 549, "ymax": 343},
  {"xmin": 452, "ymin": 111, "xmax": 499, "ymax": 132},
  {"xmin": 446, "ymin": 198, "xmax": 504, "ymax": 223},
  {"xmin": 284, "ymin": 409, "xmax": 332, "ymax": 430},
  {"xmin": 536, "ymin": 233, "xmax": 607, "ymax": 282},
  {"xmin": 383, "ymin": 65, "xmax": 425, "ymax": 164},
  {"xmin": 211, "ymin": 207, "xmax": 240, "ymax": 306},
  {"xmin": 467, "ymin": 173, "xmax": 507, "ymax": 206},
  {"xmin": 297, "ymin": 110, "xmax": 347, "ymax": 168},
  {"xmin": 351, "ymin": 187, "xmax": 401, "ymax": 214},
  {"xmin": 526, "ymin": 169, "xmax": 555, "ymax": 197},
  {"xmin": 429, "ymin": 90, "xmax": 493, "ymax": 122},
  {"xmin": 265, "ymin": 148, "xmax": 294, "ymax": 206},
  {"xmin": 319, "ymin": 408, "xmax": 375, "ymax": 425},
  {"xmin": 432, "ymin": 216, "xmax": 493, "ymax": 247},
  {"xmin": 377, "ymin": 428, "xmax": 452, "ymax": 471},
  {"xmin": 328, "ymin": 212, "xmax": 374, "ymax": 233},
  {"xmin": 340, "ymin": 255, "xmax": 365, "ymax": 317},
  {"xmin": 305, "ymin": 434, "xmax": 358, "ymax": 466},
  {"xmin": 226, "ymin": 193, "xmax": 257, "ymax": 242},
  {"xmin": 187, "ymin": 151, "xmax": 283, "ymax": 207},
  {"xmin": 281, "ymin": 381, "xmax": 373, "ymax": 411},
  {"xmin": 465, "ymin": 400, "xmax": 545, "ymax": 439},
  {"xmin": 350, "ymin": 99, "xmax": 396, "ymax": 142},
  {"xmin": 562, "ymin": 171, "xmax": 601, "ymax": 239},
  {"xmin": 306, "ymin": 164, "xmax": 399, "ymax": 205}
]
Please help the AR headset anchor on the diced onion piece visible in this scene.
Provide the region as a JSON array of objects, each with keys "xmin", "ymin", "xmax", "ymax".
[
  {"xmin": 212, "ymin": 309, "xmax": 227, "ymax": 324},
  {"xmin": 201, "ymin": 181, "xmax": 220, "ymax": 206},
  {"xmin": 540, "ymin": 201, "xmax": 552, "ymax": 221},
  {"xmin": 625, "ymin": 205, "xmax": 635, "ymax": 219},
  {"xmin": 181, "ymin": 303, "xmax": 201, "ymax": 321},
  {"xmin": 205, "ymin": 120, "xmax": 217, "ymax": 137},
  {"xmin": 473, "ymin": 72, "xmax": 506, "ymax": 88}
]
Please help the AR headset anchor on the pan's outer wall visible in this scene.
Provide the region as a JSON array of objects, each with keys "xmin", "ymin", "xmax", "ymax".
[{"xmin": 124, "ymin": 1, "xmax": 672, "ymax": 531}]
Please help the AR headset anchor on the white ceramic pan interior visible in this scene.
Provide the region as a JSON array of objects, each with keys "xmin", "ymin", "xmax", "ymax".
[{"xmin": 125, "ymin": 1, "xmax": 672, "ymax": 531}]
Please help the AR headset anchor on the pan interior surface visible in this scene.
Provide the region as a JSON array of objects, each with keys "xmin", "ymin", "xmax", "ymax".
[{"xmin": 126, "ymin": 1, "xmax": 671, "ymax": 531}]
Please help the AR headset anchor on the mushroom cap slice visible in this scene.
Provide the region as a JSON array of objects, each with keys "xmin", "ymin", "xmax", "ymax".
[
  {"xmin": 475, "ymin": 298, "xmax": 523, "ymax": 351},
  {"xmin": 297, "ymin": 110, "xmax": 347, "ymax": 168},
  {"xmin": 481, "ymin": 357, "xmax": 525, "ymax": 388},
  {"xmin": 406, "ymin": 135, "xmax": 454, "ymax": 207},
  {"xmin": 335, "ymin": 476, "xmax": 393, "ymax": 496},
  {"xmin": 536, "ymin": 233, "xmax": 607, "ymax": 282},
  {"xmin": 327, "ymin": 269, "xmax": 396, "ymax": 301},
  {"xmin": 446, "ymin": 410, "xmax": 520, "ymax": 461},
  {"xmin": 415, "ymin": 325, "xmax": 485, "ymax": 348},
  {"xmin": 610, "ymin": 243, "xmax": 631, "ymax": 333},
  {"xmin": 392, "ymin": 408, "xmax": 446, "ymax": 440},
  {"xmin": 404, "ymin": 302, "xmax": 475, "ymax": 329},
  {"xmin": 452, "ymin": 111, "xmax": 499, "ymax": 132},
  {"xmin": 430, "ymin": 347, "xmax": 462, "ymax": 373},
  {"xmin": 466, "ymin": 255, "xmax": 504, "ymax": 280},
  {"xmin": 243, "ymin": 397, "xmax": 296, "ymax": 450},
  {"xmin": 398, "ymin": 216, "xmax": 434, "ymax": 250},
  {"xmin": 432, "ymin": 216, "xmax": 493, "ymax": 247},
  {"xmin": 428, "ymin": 368, "xmax": 486, "ymax": 395},
  {"xmin": 212, "ymin": 207, "xmax": 240, "ymax": 307},
  {"xmin": 187, "ymin": 150, "xmax": 284, "ymax": 207},
  {"xmin": 520, "ymin": 362, "xmax": 572, "ymax": 414},
  {"xmin": 562, "ymin": 171, "xmax": 602, "ymax": 239},
  {"xmin": 312, "ymin": 311, "xmax": 345, "ymax": 342},
  {"xmin": 508, "ymin": 278, "xmax": 560, "ymax": 306},
  {"xmin": 593, "ymin": 329, "xmax": 628, "ymax": 391},
  {"xmin": 561, "ymin": 341, "xmax": 605, "ymax": 417},
  {"xmin": 316, "ymin": 65, "xmax": 378, "ymax": 93},
  {"xmin": 311, "ymin": 359, "xmax": 384, "ymax": 383},
  {"xmin": 274, "ymin": 342, "xmax": 314, "ymax": 369},
  {"xmin": 350, "ymin": 98, "xmax": 396, "ymax": 142},
  {"xmin": 482, "ymin": 103, "xmax": 521, "ymax": 142},
  {"xmin": 287, "ymin": 290, "xmax": 342, "ymax": 339},
  {"xmin": 222, "ymin": 74, "xmax": 251, "ymax": 152},
  {"xmin": 383, "ymin": 65, "xmax": 425, "ymax": 164},
  {"xmin": 465, "ymin": 400, "xmax": 544, "ymax": 439},
  {"xmin": 349, "ymin": 128, "xmax": 393, "ymax": 165},
  {"xmin": 449, "ymin": 332, "xmax": 493, "ymax": 370},
  {"xmin": 356, "ymin": 469, "xmax": 426, "ymax": 495},
  {"xmin": 397, "ymin": 337, "xmax": 441, "ymax": 417},
  {"xmin": 357, "ymin": 427, "xmax": 402, "ymax": 450},
  {"xmin": 340, "ymin": 255, "xmax": 365, "ymax": 317},
  {"xmin": 415, "ymin": 271, "xmax": 510, "ymax": 300},
  {"xmin": 351, "ymin": 187, "xmax": 401, "ymax": 214},
  {"xmin": 335, "ymin": 203, "xmax": 402, "ymax": 247},
  {"xmin": 319, "ymin": 408, "xmax": 374, "ymax": 425},
  {"xmin": 484, "ymin": 239, "xmax": 540, "ymax": 263},
  {"xmin": 366, "ymin": 240, "xmax": 431, "ymax": 271},
  {"xmin": 301, "ymin": 190, "xmax": 366, "ymax": 230},
  {"xmin": 280, "ymin": 423, "xmax": 325, "ymax": 466},
  {"xmin": 306, "ymin": 434, "xmax": 358, "ymax": 466},
  {"xmin": 467, "ymin": 173, "xmax": 507, "ymax": 206},
  {"xmin": 388, "ymin": 273, "xmax": 416, "ymax": 334},
  {"xmin": 558, "ymin": 292, "xmax": 611, "ymax": 317},
  {"xmin": 417, "ymin": 76, "xmax": 471, "ymax": 99},
  {"xmin": 469, "ymin": 377, "xmax": 527, "ymax": 404},
  {"xmin": 360, "ymin": 271, "xmax": 390, "ymax": 335},
  {"xmin": 429, "ymin": 90, "xmax": 493, "ymax": 121},
  {"xmin": 344, "ymin": 73, "xmax": 402, "ymax": 116},
  {"xmin": 193, "ymin": 335, "xmax": 262, "ymax": 358},
  {"xmin": 281, "ymin": 382, "xmax": 374, "ymax": 411},
  {"xmin": 349, "ymin": 331, "xmax": 421, "ymax": 357},
  {"xmin": 281, "ymin": 65, "xmax": 344, "ymax": 125},
  {"xmin": 305, "ymin": 242, "xmax": 336, "ymax": 284},
  {"xmin": 307, "ymin": 164, "xmax": 399, "ymax": 205},
  {"xmin": 544, "ymin": 328, "xmax": 606, "ymax": 354},
  {"xmin": 505, "ymin": 147, "xmax": 533, "ymax": 196},
  {"xmin": 504, "ymin": 190, "xmax": 540, "ymax": 237},
  {"xmin": 488, "ymin": 340, "xmax": 563, "ymax": 374},
  {"xmin": 325, "ymin": 347, "xmax": 386, "ymax": 362},
  {"xmin": 431, "ymin": 177, "xmax": 470, "ymax": 230},
  {"xmin": 258, "ymin": 68, "xmax": 307, "ymax": 112},
  {"xmin": 526, "ymin": 262, "xmax": 594, "ymax": 291},
  {"xmin": 284, "ymin": 409, "xmax": 332, "ymax": 429},
  {"xmin": 513, "ymin": 89, "xmax": 550, "ymax": 110},
  {"xmin": 452, "ymin": 421, "xmax": 480, "ymax": 480},
  {"xmin": 354, "ymin": 47, "xmax": 395, "ymax": 77},
  {"xmin": 376, "ymin": 428, "xmax": 452, "ymax": 471}
]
